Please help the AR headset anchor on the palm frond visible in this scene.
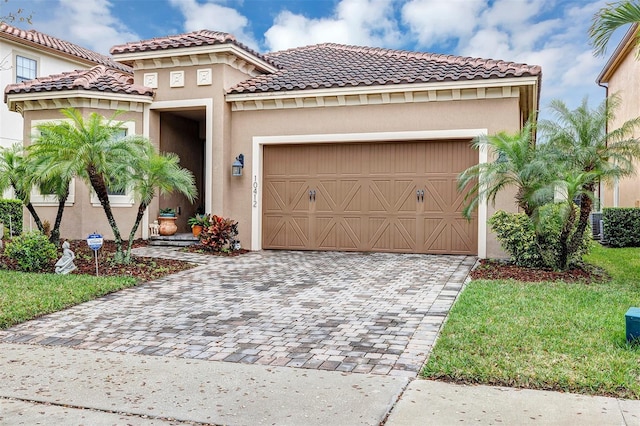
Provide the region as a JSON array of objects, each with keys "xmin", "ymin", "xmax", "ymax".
[{"xmin": 590, "ymin": 1, "xmax": 640, "ymax": 56}]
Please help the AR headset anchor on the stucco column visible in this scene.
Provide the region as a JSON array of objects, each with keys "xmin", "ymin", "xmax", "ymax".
[{"xmin": 210, "ymin": 82, "xmax": 226, "ymax": 214}]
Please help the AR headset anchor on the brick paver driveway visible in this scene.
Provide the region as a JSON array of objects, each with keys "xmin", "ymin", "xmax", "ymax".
[{"xmin": 0, "ymin": 249, "xmax": 475, "ymax": 377}]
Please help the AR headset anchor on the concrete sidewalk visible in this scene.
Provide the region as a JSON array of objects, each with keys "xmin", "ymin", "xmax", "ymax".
[
  {"xmin": 2, "ymin": 343, "xmax": 640, "ymax": 425},
  {"xmin": 0, "ymin": 343, "xmax": 406, "ymax": 425},
  {"xmin": 386, "ymin": 380, "xmax": 640, "ymax": 426}
]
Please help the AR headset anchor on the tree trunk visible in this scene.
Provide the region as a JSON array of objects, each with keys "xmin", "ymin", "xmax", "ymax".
[
  {"xmin": 516, "ymin": 187, "xmax": 534, "ymax": 217},
  {"xmin": 49, "ymin": 184, "xmax": 70, "ymax": 246},
  {"xmin": 557, "ymin": 202, "xmax": 577, "ymax": 271},
  {"xmin": 24, "ymin": 202, "xmax": 44, "ymax": 234},
  {"xmin": 125, "ymin": 202, "xmax": 148, "ymax": 263},
  {"xmin": 87, "ymin": 166, "xmax": 124, "ymax": 262},
  {"xmin": 567, "ymin": 191, "xmax": 593, "ymax": 263},
  {"xmin": 13, "ymin": 185, "xmax": 44, "ymax": 233}
]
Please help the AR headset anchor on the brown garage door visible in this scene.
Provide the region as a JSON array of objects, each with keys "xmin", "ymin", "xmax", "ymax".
[{"xmin": 262, "ymin": 141, "xmax": 478, "ymax": 254}]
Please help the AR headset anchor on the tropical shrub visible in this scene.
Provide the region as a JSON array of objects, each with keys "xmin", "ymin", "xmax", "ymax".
[
  {"xmin": 198, "ymin": 215, "xmax": 238, "ymax": 252},
  {"xmin": 603, "ymin": 207, "xmax": 640, "ymax": 247},
  {"xmin": 490, "ymin": 205, "xmax": 592, "ymax": 270},
  {"xmin": 489, "ymin": 211, "xmax": 542, "ymax": 268},
  {"xmin": 4, "ymin": 231, "xmax": 58, "ymax": 272}
]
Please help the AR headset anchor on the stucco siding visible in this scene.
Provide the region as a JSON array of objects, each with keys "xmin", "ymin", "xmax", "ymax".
[{"xmin": 602, "ymin": 45, "xmax": 640, "ymax": 208}]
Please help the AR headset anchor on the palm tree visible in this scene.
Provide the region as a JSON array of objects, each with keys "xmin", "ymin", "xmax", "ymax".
[
  {"xmin": 124, "ymin": 145, "xmax": 196, "ymax": 262},
  {"xmin": 458, "ymin": 119, "xmax": 551, "ymax": 219},
  {"xmin": 28, "ymin": 129, "xmax": 76, "ymax": 245},
  {"xmin": 539, "ymin": 96, "xmax": 640, "ymax": 260},
  {"xmin": 34, "ymin": 108, "xmax": 148, "ymax": 262},
  {"xmin": 0, "ymin": 144, "xmax": 44, "ymax": 233},
  {"xmin": 590, "ymin": 1, "xmax": 640, "ymax": 56}
]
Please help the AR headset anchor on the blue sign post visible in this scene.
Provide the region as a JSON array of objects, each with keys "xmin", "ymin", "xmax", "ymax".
[{"xmin": 86, "ymin": 233, "xmax": 103, "ymax": 276}]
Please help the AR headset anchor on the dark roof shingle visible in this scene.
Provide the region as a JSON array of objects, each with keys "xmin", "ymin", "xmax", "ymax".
[
  {"xmin": 0, "ymin": 23, "xmax": 131, "ymax": 73},
  {"xmin": 5, "ymin": 65, "xmax": 153, "ymax": 98},
  {"xmin": 229, "ymin": 43, "xmax": 541, "ymax": 94}
]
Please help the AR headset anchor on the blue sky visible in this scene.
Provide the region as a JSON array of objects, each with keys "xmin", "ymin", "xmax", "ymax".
[{"xmin": 5, "ymin": 0, "xmax": 628, "ymax": 115}]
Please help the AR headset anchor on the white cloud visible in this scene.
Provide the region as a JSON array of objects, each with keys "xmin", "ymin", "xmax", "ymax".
[
  {"xmin": 480, "ymin": 0, "xmax": 547, "ymax": 30},
  {"xmin": 264, "ymin": 0, "xmax": 402, "ymax": 51},
  {"xmin": 33, "ymin": 0, "xmax": 138, "ymax": 54},
  {"xmin": 168, "ymin": 0, "xmax": 258, "ymax": 49},
  {"xmin": 439, "ymin": 0, "xmax": 608, "ymax": 114},
  {"xmin": 401, "ymin": 0, "xmax": 486, "ymax": 47}
]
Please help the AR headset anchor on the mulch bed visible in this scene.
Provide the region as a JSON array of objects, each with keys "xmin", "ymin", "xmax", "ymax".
[
  {"xmin": 0, "ymin": 239, "xmax": 251, "ymax": 282},
  {"xmin": 67, "ymin": 240, "xmax": 196, "ymax": 281},
  {"xmin": 0, "ymin": 240, "xmax": 195, "ymax": 282},
  {"xmin": 182, "ymin": 245, "xmax": 250, "ymax": 256},
  {"xmin": 471, "ymin": 259, "xmax": 610, "ymax": 284}
]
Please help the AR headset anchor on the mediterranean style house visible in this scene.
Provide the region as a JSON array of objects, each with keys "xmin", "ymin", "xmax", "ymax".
[
  {"xmin": 4, "ymin": 29, "xmax": 541, "ymax": 258},
  {"xmin": 596, "ymin": 23, "xmax": 640, "ymax": 209}
]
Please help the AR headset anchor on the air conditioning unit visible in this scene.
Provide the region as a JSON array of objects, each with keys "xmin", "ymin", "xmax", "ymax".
[{"xmin": 590, "ymin": 212, "xmax": 603, "ymax": 240}]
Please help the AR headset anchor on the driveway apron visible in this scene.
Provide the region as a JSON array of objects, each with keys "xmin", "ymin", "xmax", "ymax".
[{"xmin": 0, "ymin": 249, "xmax": 475, "ymax": 377}]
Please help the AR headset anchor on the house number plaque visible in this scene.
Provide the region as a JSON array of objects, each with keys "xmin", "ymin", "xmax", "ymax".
[{"xmin": 253, "ymin": 176, "xmax": 258, "ymax": 208}]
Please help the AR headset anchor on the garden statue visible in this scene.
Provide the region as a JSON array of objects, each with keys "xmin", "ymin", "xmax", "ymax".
[
  {"xmin": 55, "ymin": 241, "xmax": 77, "ymax": 275},
  {"xmin": 149, "ymin": 220, "xmax": 160, "ymax": 237}
]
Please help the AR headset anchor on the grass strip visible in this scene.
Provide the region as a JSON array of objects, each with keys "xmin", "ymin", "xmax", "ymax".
[
  {"xmin": 423, "ymin": 244, "xmax": 640, "ymax": 399},
  {"xmin": 0, "ymin": 271, "xmax": 135, "ymax": 329}
]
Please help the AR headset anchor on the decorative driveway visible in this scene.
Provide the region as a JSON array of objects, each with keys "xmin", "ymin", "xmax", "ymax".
[{"xmin": 0, "ymin": 249, "xmax": 475, "ymax": 377}]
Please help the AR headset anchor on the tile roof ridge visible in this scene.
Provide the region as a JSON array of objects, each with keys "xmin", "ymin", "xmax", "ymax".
[
  {"xmin": 110, "ymin": 28, "xmax": 235, "ymax": 52},
  {"xmin": 266, "ymin": 42, "xmax": 540, "ymax": 74},
  {"xmin": 110, "ymin": 28, "xmax": 277, "ymax": 69},
  {"xmin": 0, "ymin": 23, "xmax": 131, "ymax": 73}
]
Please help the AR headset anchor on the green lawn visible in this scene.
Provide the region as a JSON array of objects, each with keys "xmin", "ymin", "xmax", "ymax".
[
  {"xmin": 0, "ymin": 271, "xmax": 135, "ymax": 329},
  {"xmin": 423, "ymin": 244, "xmax": 640, "ymax": 399}
]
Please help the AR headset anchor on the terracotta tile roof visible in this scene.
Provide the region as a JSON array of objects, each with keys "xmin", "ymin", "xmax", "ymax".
[
  {"xmin": 229, "ymin": 43, "xmax": 542, "ymax": 94},
  {"xmin": 110, "ymin": 29, "xmax": 275, "ymax": 67},
  {"xmin": 4, "ymin": 65, "xmax": 153, "ymax": 99},
  {"xmin": 0, "ymin": 23, "xmax": 131, "ymax": 73}
]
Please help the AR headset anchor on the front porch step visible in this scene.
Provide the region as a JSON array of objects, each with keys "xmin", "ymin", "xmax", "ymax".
[{"xmin": 149, "ymin": 233, "xmax": 198, "ymax": 247}]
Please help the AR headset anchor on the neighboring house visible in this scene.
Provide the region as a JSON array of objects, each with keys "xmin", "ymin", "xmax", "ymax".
[
  {"xmin": 0, "ymin": 23, "xmax": 130, "ymax": 204},
  {"xmin": 0, "ymin": 23, "xmax": 129, "ymax": 148},
  {"xmin": 596, "ymin": 23, "xmax": 640, "ymax": 209},
  {"xmin": 5, "ymin": 29, "xmax": 541, "ymax": 258}
]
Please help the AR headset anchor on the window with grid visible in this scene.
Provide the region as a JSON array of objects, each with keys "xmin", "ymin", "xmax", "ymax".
[{"xmin": 16, "ymin": 56, "xmax": 36, "ymax": 82}]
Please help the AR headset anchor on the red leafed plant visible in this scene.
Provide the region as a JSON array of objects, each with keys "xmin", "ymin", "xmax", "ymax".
[{"xmin": 198, "ymin": 215, "xmax": 238, "ymax": 252}]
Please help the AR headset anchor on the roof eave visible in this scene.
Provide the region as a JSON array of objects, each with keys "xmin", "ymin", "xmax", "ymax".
[
  {"xmin": 226, "ymin": 76, "xmax": 540, "ymax": 101},
  {"xmin": 597, "ymin": 23, "xmax": 639, "ymax": 84},
  {"xmin": 6, "ymin": 89, "xmax": 153, "ymax": 113}
]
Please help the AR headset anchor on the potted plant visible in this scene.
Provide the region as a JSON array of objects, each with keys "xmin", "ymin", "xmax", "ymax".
[
  {"xmin": 187, "ymin": 213, "xmax": 209, "ymax": 237},
  {"xmin": 159, "ymin": 207, "xmax": 176, "ymax": 217},
  {"xmin": 158, "ymin": 207, "xmax": 177, "ymax": 236}
]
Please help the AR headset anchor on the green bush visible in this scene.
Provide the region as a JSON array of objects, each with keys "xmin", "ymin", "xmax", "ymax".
[
  {"xmin": 0, "ymin": 199, "xmax": 23, "ymax": 237},
  {"xmin": 489, "ymin": 210, "xmax": 542, "ymax": 267},
  {"xmin": 5, "ymin": 231, "xmax": 58, "ymax": 272},
  {"xmin": 603, "ymin": 208, "xmax": 640, "ymax": 247},
  {"xmin": 490, "ymin": 204, "xmax": 591, "ymax": 269}
]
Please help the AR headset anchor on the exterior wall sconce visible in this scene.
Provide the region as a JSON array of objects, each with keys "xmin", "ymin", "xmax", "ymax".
[{"xmin": 232, "ymin": 154, "xmax": 244, "ymax": 176}]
